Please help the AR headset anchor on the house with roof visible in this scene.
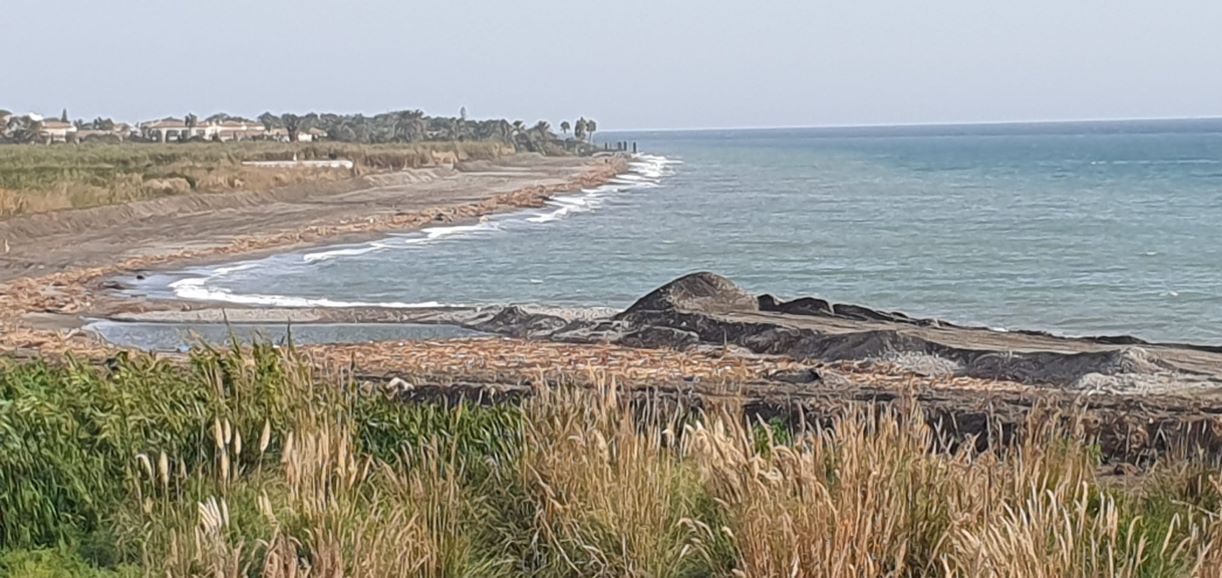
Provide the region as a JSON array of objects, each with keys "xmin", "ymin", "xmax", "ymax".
[
  {"xmin": 37, "ymin": 120, "xmax": 78, "ymax": 143},
  {"xmin": 212, "ymin": 120, "xmax": 267, "ymax": 141},
  {"xmin": 75, "ymin": 123, "xmax": 135, "ymax": 142},
  {"xmin": 138, "ymin": 117, "xmax": 323, "ymax": 143},
  {"xmin": 140, "ymin": 118, "xmax": 266, "ymax": 142},
  {"xmin": 140, "ymin": 118, "xmax": 206, "ymax": 142}
]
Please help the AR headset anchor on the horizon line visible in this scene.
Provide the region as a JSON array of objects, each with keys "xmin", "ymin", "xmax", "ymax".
[{"xmin": 603, "ymin": 114, "xmax": 1222, "ymax": 133}]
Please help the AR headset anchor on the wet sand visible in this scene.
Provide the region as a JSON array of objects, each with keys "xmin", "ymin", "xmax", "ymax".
[
  {"xmin": 0, "ymin": 153, "xmax": 626, "ymax": 352},
  {"xmin": 5, "ymin": 157, "xmax": 1222, "ymax": 465},
  {"xmin": 0, "ymin": 154, "xmax": 622, "ymax": 282}
]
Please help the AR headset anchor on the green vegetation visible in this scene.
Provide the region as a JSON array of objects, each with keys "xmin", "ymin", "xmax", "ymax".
[
  {"xmin": 251, "ymin": 110, "xmax": 588, "ymax": 152},
  {"xmin": 3, "ymin": 346, "xmax": 1222, "ymax": 576},
  {"xmin": 0, "ymin": 108, "xmax": 608, "ymax": 217},
  {"xmin": 0, "ymin": 141, "xmax": 510, "ymax": 216},
  {"xmin": 2, "ymin": 108, "xmax": 597, "ymax": 152}
]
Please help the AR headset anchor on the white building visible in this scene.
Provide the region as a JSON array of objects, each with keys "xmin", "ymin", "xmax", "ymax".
[
  {"xmin": 139, "ymin": 118, "xmax": 268, "ymax": 142},
  {"xmin": 37, "ymin": 120, "xmax": 77, "ymax": 143}
]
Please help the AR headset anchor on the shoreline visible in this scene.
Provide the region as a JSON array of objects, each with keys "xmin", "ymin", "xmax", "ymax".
[
  {"xmin": 4, "ymin": 146, "xmax": 1221, "ymax": 404},
  {"xmin": 5, "ymin": 149, "xmax": 1222, "ymax": 461},
  {"xmin": 85, "ymin": 270, "xmax": 1222, "ymax": 393},
  {"xmin": 0, "ymin": 153, "xmax": 629, "ymax": 353}
]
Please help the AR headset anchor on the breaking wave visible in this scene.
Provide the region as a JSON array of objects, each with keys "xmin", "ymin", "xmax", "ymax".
[{"xmin": 166, "ymin": 153, "xmax": 678, "ymax": 308}]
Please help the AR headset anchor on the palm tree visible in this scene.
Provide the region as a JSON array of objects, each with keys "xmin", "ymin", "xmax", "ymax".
[
  {"xmin": 574, "ymin": 118, "xmax": 587, "ymax": 142},
  {"xmin": 183, "ymin": 114, "xmax": 199, "ymax": 141},
  {"xmin": 560, "ymin": 120, "xmax": 571, "ymax": 136},
  {"xmin": 392, "ymin": 110, "xmax": 425, "ymax": 142},
  {"xmin": 585, "ymin": 119, "xmax": 597, "ymax": 143},
  {"xmin": 527, "ymin": 121, "xmax": 553, "ymax": 151}
]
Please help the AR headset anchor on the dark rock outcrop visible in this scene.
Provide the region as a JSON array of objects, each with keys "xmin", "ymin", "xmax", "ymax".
[
  {"xmin": 759, "ymin": 295, "xmax": 832, "ymax": 316},
  {"xmin": 473, "ymin": 306, "xmax": 568, "ymax": 339},
  {"xmin": 620, "ymin": 272, "xmax": 758, "ymax": 316},
  {"xmin": 466, "ymin": 273, "xmax": 1215, "ymax": 389},
  {"xmin": 761, "ymin": 293, "xmax": 947, "ymax": 327}
]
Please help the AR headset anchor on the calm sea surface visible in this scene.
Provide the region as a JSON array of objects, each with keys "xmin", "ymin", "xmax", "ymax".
[{"xmin": 136, "ymin": 120, "xmax": 1222, "ymax": 343}]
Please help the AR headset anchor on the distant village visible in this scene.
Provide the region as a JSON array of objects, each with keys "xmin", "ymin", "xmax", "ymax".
[
  {"xmin": 0, "ymin": 110, "xmax": 326, "ymax": 144},
  {"xmin": 1, "ymin": 108, "xmax": 604, "ymax": 154}
]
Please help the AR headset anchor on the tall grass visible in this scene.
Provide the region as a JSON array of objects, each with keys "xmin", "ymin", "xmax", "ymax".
[
  {"xmin": 2, "ymin": 346, "xmax": 1221, "ymax": 577},
  {"xmin": 0, "ymin": 141, "xmax": 513, "ymax": 216}
]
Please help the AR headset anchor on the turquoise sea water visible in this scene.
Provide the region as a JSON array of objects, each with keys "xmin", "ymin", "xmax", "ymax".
[{"xmin": 134, "ymin": 120, "xmax": 1222, "ymax": 343}]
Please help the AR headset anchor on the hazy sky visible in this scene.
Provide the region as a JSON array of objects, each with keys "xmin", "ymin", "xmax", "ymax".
[{"xmin": 4, "ymin": 0, "xmax": 1221, "ymax": 130}]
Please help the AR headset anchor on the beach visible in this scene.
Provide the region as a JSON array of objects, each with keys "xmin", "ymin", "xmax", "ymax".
[
  {"xmin": 5, "ymin": 138, "xmax": 1222, "ymax": 578},
  {"xmin": 3, "ymin": 134, "xmax": 1221, "ymax": 383},
  {"xmin": 13, "ymin": 2, "xmax": 1222, "ymax": 573},
  {"xmin": 0, "ymin": 153, "xmax": 625, "ymax": 350},
  {"xmin": 2, "ymin": 134, "xmax": 1222, "ymax": 465}
]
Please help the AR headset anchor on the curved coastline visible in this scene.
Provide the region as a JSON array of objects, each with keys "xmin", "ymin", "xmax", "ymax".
[
  {"xmin": 146, "ymin": 154, "xmax": 678, "ymax": 310},
  {"xmin": 0, "ymin": 153, "xmax": 629, "ymax": 353}
]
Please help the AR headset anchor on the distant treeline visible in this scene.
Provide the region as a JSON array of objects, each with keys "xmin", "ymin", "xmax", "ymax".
[
  {"xmin": 0, "ymin": 107, "xmax": 600, "ymax": 154},
  {"xmin": 251, "ymin": 110, "xmax": 598, "ymax": 152}
]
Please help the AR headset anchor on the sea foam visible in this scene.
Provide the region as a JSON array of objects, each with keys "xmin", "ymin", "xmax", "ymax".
[
  {"xmin": 169, "ymin": 277, "xmax": 447, "ymax": 308},
  {"xmin": 168, "ymin": 152, "xmax": 677, "ymax": 308}
]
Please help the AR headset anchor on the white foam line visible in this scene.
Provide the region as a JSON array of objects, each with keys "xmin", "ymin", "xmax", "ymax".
[
  {"xmin": 213, "ymin": 263, "xmax": 261, "ymax": 275},
  {"xmin": 303, "ymin": 246, "xmax": 381, "ymax": 262},
  {"xmin": 304, "ymin": 220, "xmax": 500, "ymax": 262},
  {"xmin": 169, "ymin": 277, "xmax": 451, "ymax": 308},
  {"xmin": 171, "ymin": 152, "xmax": 679, "ymax": 307},
  {"xmin": 526, "ymin": 209, "xmax": 568, "ymax": 223}
]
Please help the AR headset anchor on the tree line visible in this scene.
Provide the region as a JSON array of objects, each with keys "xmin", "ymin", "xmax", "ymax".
[{"xmin": 1, "ymin": 107, "xmax": 600, "ymax": 153}]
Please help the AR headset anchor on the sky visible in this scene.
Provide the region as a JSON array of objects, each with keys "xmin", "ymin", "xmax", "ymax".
[{"xmin": 3, "ymin": 0, "xmax": 1221, "ymax": 130}]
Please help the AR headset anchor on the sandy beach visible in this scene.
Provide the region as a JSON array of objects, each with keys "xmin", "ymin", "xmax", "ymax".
[
  {"xmin": 13, "ymin": 4, "xmax": 1222, "ymax": 574},
  {"xmin": 4, "ymin": 145, "xmax": 1222, "ymax": 466},
  {"xmin": 0, "ymin": 153, "xmax": 626, "ymax": 351}
]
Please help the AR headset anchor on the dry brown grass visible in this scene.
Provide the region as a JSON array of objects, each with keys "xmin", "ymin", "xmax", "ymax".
[
  {"xmin": 5, "ymin": 347, "xmax": 1222, "ymax": 577},
  {"xmin": 0, "ymin": 141, "xmax": 513, "ymax": 217},
  {"xmin": 521, "ymin": 383, "xmax": 715, "ymax": 577},
  {"xmin": 310, "ymin": 338, "xmax": 804, "ymax": 389},
  {"xmin": 686, "ymin": 404, "xmax": 1221, "ymax": 577}
]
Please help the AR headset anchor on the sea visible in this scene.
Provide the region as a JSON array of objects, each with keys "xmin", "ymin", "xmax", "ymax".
[{"xmin": 126, "ymin": 119, "xmax": 1222, "ymax": 344}]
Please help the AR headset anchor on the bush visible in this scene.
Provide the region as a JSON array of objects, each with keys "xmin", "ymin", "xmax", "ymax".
[
  {"xmin": 0, "ymin": 549, "xmax": 136, "ymax": 578},
  {"xmin": 0, "ymin": 141, "xmax": 517, "ymax": 216}
]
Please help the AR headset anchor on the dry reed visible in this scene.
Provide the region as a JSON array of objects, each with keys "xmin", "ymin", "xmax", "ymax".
[{"xmin": 3, "ymin": 346, "xmax": 1222, "ymax": 577}]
